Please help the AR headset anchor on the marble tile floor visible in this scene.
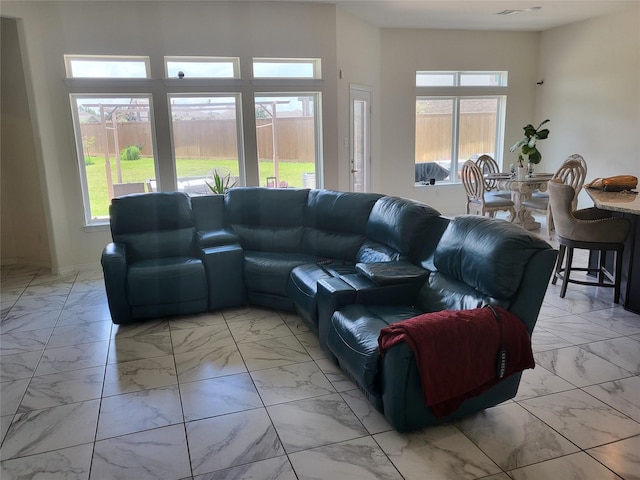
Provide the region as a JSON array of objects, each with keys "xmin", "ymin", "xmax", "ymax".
[{"xmin": 1, "ymin": 249, "xmax": 639, "ymax": 479}]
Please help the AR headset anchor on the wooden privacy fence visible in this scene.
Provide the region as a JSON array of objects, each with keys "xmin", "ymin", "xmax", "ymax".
[
  {"xmin": 80, "ymin": 117, "xmax": 316, "ymax": 162},
  {"xmin": 415, "ymin": 112, "xmax": 497, "ymax": 162},
  {"xmin": 80, "ymin": 113, "xmax": 496, "ymax": 162}
]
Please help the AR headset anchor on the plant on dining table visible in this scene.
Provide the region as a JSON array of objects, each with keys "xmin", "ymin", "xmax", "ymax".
[{"xmin": 510, "ymin": 119, "xmax": 550, "ymax": 167}]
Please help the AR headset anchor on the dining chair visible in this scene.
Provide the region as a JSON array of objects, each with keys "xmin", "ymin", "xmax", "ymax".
[
  {"xmin": 461, "ymin": 160, "xmax": 516, "ymax": 219},
  {"xmin": 475, "ymin": 154, "xmax": 511, "ymax": 198},
  {"xmin": 520, "ymin": 155, "xmax": 587, "ymax": 239},
  {"xmin": 548, "ymin": 179, "xmax": 630, "ymax": 303},
  {"xmin": 532, "ymin": 154, "xmax": 587, "ymax": 201}
]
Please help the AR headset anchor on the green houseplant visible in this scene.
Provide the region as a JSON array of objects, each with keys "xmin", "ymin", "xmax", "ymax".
[
  {"xmin": 510, "ymin": 119, "xmax": 550, "ymax": 167},
  {"xmin": 205, "ymin": 169, "xmax": 236, "ymax": 194}
]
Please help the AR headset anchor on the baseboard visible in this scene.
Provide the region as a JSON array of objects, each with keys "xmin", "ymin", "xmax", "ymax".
[
  {"xmin": 52, "ymin": 262, "xmax": 102, "ymax": 276},
  {"xmin": 1, "ymin": 257, "xmax": 50, "ymax": 269},
  {"xmin": 1, "ymin": 258, "xmax": 101, "ymax": 276}
]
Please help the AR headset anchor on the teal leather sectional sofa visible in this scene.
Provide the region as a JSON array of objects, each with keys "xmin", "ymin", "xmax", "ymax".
[{"xmin": 102, "ymin": 187, "xmax": 556, "ymax": 431}]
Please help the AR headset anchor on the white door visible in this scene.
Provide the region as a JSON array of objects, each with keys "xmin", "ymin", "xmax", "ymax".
[{"xmin": 350, "ymin": 86, "xmax": 371, "ymax": 192}]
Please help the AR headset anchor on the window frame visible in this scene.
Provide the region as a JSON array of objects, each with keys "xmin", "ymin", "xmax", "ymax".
[
  {"xmin": 416, "ymin": 70, "xmax": 508, "ymax": 87},
  {"xmin": 253, "ymin": 91, "xmax": 323, "ymax": 189},
  {"xmin": 167, "ymin": 93, "xmax": 246, "ymax": 189},
  {"xmin": 65, "ymin": 54, "xmax": 325, "ymax": 225},
  {"xmin": 252, "ymin": 57, "xmax": 322, "ymax": 79},
  {"xmin": 164, "ymin": 56, "xmax": 241, "ymax": 79},
  {"xmin": 64, "ymin": 55, "xmax": 151, "ymax": 79},
  {"xmin": 69, "ymin": 93, "xmax": 160, "ymax": 225},
  {"xmin": 415, "ymin": 71, "xmax": 508, "ymax": 185}
]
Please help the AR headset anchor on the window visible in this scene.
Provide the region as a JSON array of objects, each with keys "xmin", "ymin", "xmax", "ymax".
[
  {"xmin": 64, "ymin": 55, "xmax": 150, "ymax": 78},
  {"xmin": 165, "ymin": 56, "xmax": 239, "ymax": 79},
  {"xmin": 255, "ymin": 94, "xmax": 322, "ymax": 188},
  {"xmin": 168, "ymin": 95, "xmax": 244, "ymax": 194},
  {"xmin": 70, "ymin": 95, "xmax": 158, "ymax": 222},
  {"xmin": 66, "ymin": 54, "xmax": 324, "ymax": 224},
  {"xmin": 415, "ymin": 71, "xmax": 507, "ymax": 184},
  {"xmin": 253, "ymin": 58, "xmax": 321, "ymax": 79},
  {"xmin": 416, "ymin": 71, "xmax": 507, "ymax": 87}
]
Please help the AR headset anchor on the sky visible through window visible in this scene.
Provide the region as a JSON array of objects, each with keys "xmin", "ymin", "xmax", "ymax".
[
  {"xmin": 67, "ymin": 56, "xmax": 320, "ymax": 79},
  {"xmin": 69, "ymin": 60, "xmax": 148, "ymax": 78},
  {"xmin": 253, "ymin": 60, "xmax": 317, "ymax": 78},
  {"xmin": 416, "ymin": 71, "xmax": 507, "ymax": 87},
  {"xmin": 166, "ymin": 61, "xmax": 235, "ymax": 78}
]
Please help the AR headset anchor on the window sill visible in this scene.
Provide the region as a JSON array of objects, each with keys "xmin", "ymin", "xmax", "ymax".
[
  {"xmin": 83, "ymin": 223, "xmax": 110, "ymax": 233},
  {"xmin": 414, "ymin": 181, "xmax": 460, "ymax": 188}
]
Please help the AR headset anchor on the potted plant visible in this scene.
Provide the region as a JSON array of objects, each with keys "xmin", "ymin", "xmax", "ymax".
[
  {"xmin": 510, "ymin": 119, "xmax": 550, "ymax": 169},
  {"xmin": 205, "ymin": 169, "xmax": 236, "ymax": 194}
]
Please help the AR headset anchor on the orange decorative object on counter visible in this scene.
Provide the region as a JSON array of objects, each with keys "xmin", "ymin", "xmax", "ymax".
[{"xmin": 586, "ymin": 175, "xmax": 638, "ymax": 192}]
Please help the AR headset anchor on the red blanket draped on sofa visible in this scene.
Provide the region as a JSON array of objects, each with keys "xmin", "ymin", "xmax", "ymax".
[{"xmin": 378, "ymin": 306, "xmax": 534, "ymax": 417}]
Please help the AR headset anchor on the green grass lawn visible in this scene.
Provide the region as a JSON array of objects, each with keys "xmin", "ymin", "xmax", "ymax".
[{"xmin": 85, "ymin": 156, "xmax": 315, "ymax": 218}]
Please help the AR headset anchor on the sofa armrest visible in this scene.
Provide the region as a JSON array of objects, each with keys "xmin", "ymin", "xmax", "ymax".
[
  {"xmin": 380, "ymin": 340, "xmax": 521, "ymax": 432},
  {"xmin": 101, "ymin": 242, "xmax": 131, "ymax": 324},
  {"xmin": 508, "ymin": 248, "xmax": 558, "ymax": 334},
  {"xmin": 316, "ymin": 278, "xmax": 356, "ymax": 354},
  {"xmin": 316, "ymin": 274, "xmax": 426, "ymax": 353},
  {"xmin": 197, "ymin": 228, "xmax": 240, "ymax": 249},
  {"xmin": 356, "ymin": 260, "xmax": 428, "ymax": 285}
]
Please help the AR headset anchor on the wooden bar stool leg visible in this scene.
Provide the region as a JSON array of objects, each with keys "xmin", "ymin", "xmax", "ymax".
[
  {"xmin": 614, "ymin": 249, "xmax": 623, "ymax": 304},
  {"xmin": 553, "ymin": 244, "xmax": 566, "ymax": 286},
  {"xmin": 560, "ymin": 247, "xmax": 574, "ymax": 298},
  {"xmin": 598, "ymin": 250, "xmax": 606, "ymax": 284}
]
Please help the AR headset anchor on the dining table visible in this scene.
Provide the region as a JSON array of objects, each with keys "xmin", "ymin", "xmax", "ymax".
[
  {"xmin": 487, "ymin": 172, "xmax": 554, "ymax": 230},
  {"xmin": 585, "ymin": 187, "xmax": 640, "ymax": 314}
]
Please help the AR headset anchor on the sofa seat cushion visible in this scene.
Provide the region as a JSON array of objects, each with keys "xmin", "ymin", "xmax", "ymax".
[
  {"xmin": 327, "ymin": 304, "xmax": 422, "ymax": 401},
  {"xmin": 127, "ymin": 257, "xmax": 207, "ymax": 306},
  {"xmin": 243, "ymin": 251, "xmax": 318, "ymax": 296}
]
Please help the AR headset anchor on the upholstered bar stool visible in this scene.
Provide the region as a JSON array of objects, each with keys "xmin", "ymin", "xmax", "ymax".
[{"xmin": 547, "ymin": 179, "xmax": 630, "ymax": 302}]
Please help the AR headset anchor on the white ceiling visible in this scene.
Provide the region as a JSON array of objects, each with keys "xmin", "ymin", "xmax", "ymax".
[{"xmin": 322, "ymin": 0, "xmax": 636, "ymax": 31}]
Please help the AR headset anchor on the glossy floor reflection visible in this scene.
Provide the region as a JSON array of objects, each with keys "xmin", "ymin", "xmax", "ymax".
[{"xmin": 1, "ymin": 225, "xmax": 639, "ymax": 479}]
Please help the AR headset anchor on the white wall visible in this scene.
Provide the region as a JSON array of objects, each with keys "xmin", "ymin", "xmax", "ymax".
[
  {"xmin": 379, "ymin": 28, "xmax": 540, "ymax": 216},
  {"xmin": 538, "ymin": 5, "xmax": 640, "ymax": 208},
  {"xmin": 1, "ymin": 17, "xmax": 51, "ymax": 267},
  {"xmin": 335, "ymin": 8, "xmax": 381, "ymax": 192},
  {"xmin": 3, "ymin": 1, "xmax": 638, "ymax": 272},
  {"xmin": 1, "ymin": 1, "xmax": 339, "ymax": 273}
]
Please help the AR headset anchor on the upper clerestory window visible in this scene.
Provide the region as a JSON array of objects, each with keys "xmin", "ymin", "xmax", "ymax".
[
  {"xmin": 416, "ymin": 71, "xmax": 508, "ymax": 87},
  {"xmin": 165, "ymin": 56, "xmax": 240, "ymax": 79},
  {"xmin": 252, "ymin": 58, "xmax": 321, "ymax": 79},
  {"xmin": 64, "ymin": 55, "xmax": 150, "ymax": 79}
]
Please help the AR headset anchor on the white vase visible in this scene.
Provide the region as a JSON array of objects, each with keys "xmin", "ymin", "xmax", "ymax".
[{"xmin": 517, "ymin": 166, "xmax": 527, "ymax": 181}]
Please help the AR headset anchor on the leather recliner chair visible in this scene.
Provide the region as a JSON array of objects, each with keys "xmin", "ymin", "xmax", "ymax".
[{"xmin": 101, "ymin": 192, "xmax": 209, "ymax": 324}]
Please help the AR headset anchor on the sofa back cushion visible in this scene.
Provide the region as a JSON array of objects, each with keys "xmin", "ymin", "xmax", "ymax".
[
  {"xmin": 191, "ymin": 194, "xmax": 226, "ymax": 231},
  {"xmin": 356, "ymin": 239, "xmax": 403, "ymax": 263},
  {"xmin": 110, "ymin": 192, "xmax": 197, "ymax": 260},
  {"xmin": 303, "ymin": 189, "xmax": 382, "ymax": 260},
  {"xmin": 417, "ymin": 215, "xmax": 551, "ymax": 311},
  {"xmin": 365, "ymin": 196, "xmax": 442, "ymax": 261},
  {"xmin": 225, "ymin": 187, "xmax": 309, "ymax": 252}
]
